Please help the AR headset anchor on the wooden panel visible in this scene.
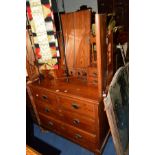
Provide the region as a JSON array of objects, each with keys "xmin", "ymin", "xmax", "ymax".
[
  {"xmin": 107, "ymin": 30, "xmax": 114, "ymax": 86},
  {"xmin": 74, "ymin": 10, "xmax": 91, "ymax": 68},
  {"xmin": 95, "ymin": 14, "xmax": 107, "ymax": 100},
  {"xmin": 61, "ymin": 10, "xmax": 91, "ymax": 72},
  {"xmin": 88, "ymin": 67, "xmax": 98, "ymax": 77},
  {"xmin": 87, "ymin": 76, "xmax": 98, "ymax": 86},
  {"xmin": 26, "ymin": 30, "xmax": 39, "ymax": 81},
  {"xmin": 61, "ymin": 13, "xmax": 74, "ymax": 68},
  {"xmin": 61, "ymin": 110, "xmax": 96, "ymax": 134},
  {"xmin": 58, "ymin": 96, "xmax": 95, "ymax": 119}
]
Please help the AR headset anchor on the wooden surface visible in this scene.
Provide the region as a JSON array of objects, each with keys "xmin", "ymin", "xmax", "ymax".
[
  {"xmin": 31, "ymin": 78, "xmax": 99, "ymax": 101},
  {"xmin": 95, "ymin": 14, "xmax": 107, "ymax": 100},
  {"xmin": 26, "ymin": 145, "xmax": 41, "ymax": 155},
  {"xmin": 61, "ymin": 10, "xmax": 91, "ymax": 77},
  {"xmin": 26, "ymin": 10, "xmax": 111, "ymax": 155},
  {"xmin": 74, "ymin": 10, "xmax": 91, "ymax": 68},
  {"xmin": 61, "ymin": 13, "xmax": 75, "ymax": 68},
  {"xmin": 26, "ymin": 30, "xmax": 39, "ymax": 81}
]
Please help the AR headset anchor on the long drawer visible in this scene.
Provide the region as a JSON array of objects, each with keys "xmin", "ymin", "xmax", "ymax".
[
  {"xmin": 39, "ymin": 113, "xmax": 97, "ymax": 148},
  {"xmin": 58, "ymin": 96, "xmax": 95, "ymax": 119}
]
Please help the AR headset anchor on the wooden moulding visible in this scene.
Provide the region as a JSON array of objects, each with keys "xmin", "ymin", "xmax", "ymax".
[{"xmin": 95, "ymin": 14, "xmax": 107, "ymax": 101}]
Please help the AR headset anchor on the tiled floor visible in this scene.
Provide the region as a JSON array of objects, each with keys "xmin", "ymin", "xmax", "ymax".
[{"xmin": 34, "ymin": 124, "xmax": 116, "ymax": 155}]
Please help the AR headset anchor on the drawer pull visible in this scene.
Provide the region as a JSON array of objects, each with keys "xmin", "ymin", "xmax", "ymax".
[
  {"xmin": 36, "ymin": 94, "xmax": 39, "ymax": 97},
  {"xmin": 73, "ymin": 119, "xmax": 80, "ymax": 124},
  {"xmin": 75, "ymin": 134, "xmax": 82, "ymax": 139},
  {"xmin": 48, "ymin": 121, "xmax": 53, "ymax": 126},
  {"xmin": 42, "ymin": 95, "xmax": 48, "ymax": 100},
  {"xmin": 72, "ymin": 103, "xmax": 79, "ymax": 109},
  {"xmin": 45, "ymin": 108, "xmax": 50, "ymax": 113}
]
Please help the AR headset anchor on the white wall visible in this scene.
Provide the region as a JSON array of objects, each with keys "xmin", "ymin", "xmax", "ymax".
[{"xmin": 56, "ymin": 0, "xmax": 97, "ymax": 12}]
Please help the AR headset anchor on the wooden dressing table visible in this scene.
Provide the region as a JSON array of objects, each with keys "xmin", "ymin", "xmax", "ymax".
[{"xmin": 26, "ymin": 10, "xmax": 114, "ymax": 155}]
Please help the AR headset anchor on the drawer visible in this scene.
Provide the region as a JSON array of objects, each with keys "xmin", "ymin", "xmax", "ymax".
[
  {"xmin": 35, "ymin": 101, "xmax": 62, "ymax": 120},
  {"xmin": 63, "ymin": 121, "xmax": 97, "ymax": 147},
  {"xmin": 87, "ymin": 76, "xmax": 98, "ymax": 85},
  {"xmin": 61, "ymin": 110, "xmax": 96, "ymax": 134},
  {"xmin": 58, "ymin": 97, "xmax": 95, "ymax": 119},
  {"xmin": 88, "ymin": 67, "xmax": 98, "ymax": 77},
  {"xmin": 32, "ymin": 86, "xmax": 57, "ymax": 104}
]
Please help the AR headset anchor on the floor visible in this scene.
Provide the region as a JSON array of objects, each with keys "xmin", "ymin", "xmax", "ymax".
[{"xmin": 34, "ymin": 124, "xmax": 116, "ymax": 155}]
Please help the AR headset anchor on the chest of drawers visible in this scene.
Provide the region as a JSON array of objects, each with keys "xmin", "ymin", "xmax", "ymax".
[{"xmin": 27, "ymin": 79, "xmax": 109, "ymax": 155}]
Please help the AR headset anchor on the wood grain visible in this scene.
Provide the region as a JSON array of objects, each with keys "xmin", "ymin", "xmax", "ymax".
[
  {"xmin": 26, "ymin": 145, "xmax": 41, "ymax": 155},
  {"xmin": 95, "ymin": 14, "xmax": 107, "ymax": 101}
]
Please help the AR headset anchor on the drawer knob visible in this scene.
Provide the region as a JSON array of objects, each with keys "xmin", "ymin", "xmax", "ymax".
[
  {"xmin": 42, "ymin": 95, "xmax": 48, "ymax": 100},
  {"xmin": 72, "ymin": 103, "xmax": 79, "ymax": 109},
  {"xmin": 73, "ymin": 119, "xmax": 80, "ymax": 124},
  {"xmin": 36, "ymin": 94, "xmax": 39, "ymax": 97},
  {"xmin": 75, "ymin": 134, "xmax": 82, "ymax": 139},
  {"xmin": 48, "ymin": 121, "xmax": 53, "ymax": 126},
  {"xmin": 45, "ymin": 108, "xmax": 50, "ymax": 113}
]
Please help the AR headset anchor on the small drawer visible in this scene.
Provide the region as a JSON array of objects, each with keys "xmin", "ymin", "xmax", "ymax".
[
  {"xmin": 58, "ymin": 96, "xmax": 95, "ymax": 119},
  {"xmin": 87, "ymin": 76, "xmax": 98, "ymax": 85},
  {"xmin": 88, "ymin": 67, "xmax": 98, "ymax": 77},
  {"xmin": 61, "ymin": 110, "xmax": 96, "ymax": 134},
  {"xmin": 35, "ymin": 101, "xmax": 62, "ymax": 120},
  {"xmin": 32, "ymin": 86, "xmax": 57, "ymax": 104}
]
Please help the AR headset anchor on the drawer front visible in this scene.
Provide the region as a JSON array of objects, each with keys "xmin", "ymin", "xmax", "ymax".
[
  {"xmin": 32, "ymin": 86, "xmax": 57, "ymax": 104},
  {"xmin": 88, "ymin": 67, "xmax": 98, "ymax": 77},
  {"xmin": 58, "ymin": 97, "xmax": 95, "ymax": 119},
  {"xmin": 62, "ymin": 120, "xmax": 97, "ymax": 147},
  {"xmin": 87, "ymin": 76, "xmax": 98, "ymax": 85},
  {"xmin": 39, "ymin": 113, "xmax": 96, "ymax": 148},
  {"xmin": 61, "ymin": 110, "xmax": 96, "ymax": 134},
  {"xmin": 35, "ymin": 101, "xmax": 62, "ymax": 120}
]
